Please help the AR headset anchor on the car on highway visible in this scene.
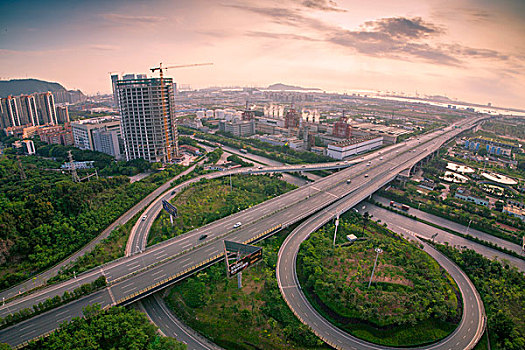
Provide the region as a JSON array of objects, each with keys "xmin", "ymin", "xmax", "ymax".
[
  {"xmin": 142, "ymin": 215, "xmax": 148, "ymax": 221},
  {"xmin": 199, "ymin": 234, "xmax": 208, "ymax": 240},
  {"xmin": 258, "ymin": 166, "xmax": 263, "ymax": 169},
  {"xmin": 379, "ymin": 157, "xmax": 383, "ymax": 160},
  {"xmin": 346, "ymin": 179, "xmax": 352, "ymax": 184},
  {"xmin": 233, "ymin": 222, "xmax": 242, "ymax": 228},
  {"xmin": 364, "ymin": 174, "xmax": 369, "ymax": 178},
  {"xmin": 171, "ymin": 191, "xmax": 176, "ymax": 195}
]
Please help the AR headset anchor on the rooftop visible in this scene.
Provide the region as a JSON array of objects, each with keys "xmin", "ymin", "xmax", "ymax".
[{"xmin": 330, "ymin": 135, "xmax": 379, "ymax": 147}]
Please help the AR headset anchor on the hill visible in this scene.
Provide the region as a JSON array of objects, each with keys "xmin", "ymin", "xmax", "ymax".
[
  {"xmin": 0, "ymin": 78, "xmax": 67, "ymax": 97},
  {"xmin": 266, "ymin": 83, "xmax": 322, "ymax": 91}
]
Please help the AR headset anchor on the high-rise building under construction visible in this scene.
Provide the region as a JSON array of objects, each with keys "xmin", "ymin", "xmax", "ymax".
[{"xmin": 112, "ymin": 74, "xmax": 177, "ymax": 163}]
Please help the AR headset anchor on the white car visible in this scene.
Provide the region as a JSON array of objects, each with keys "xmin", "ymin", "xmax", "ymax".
[
  {"xmin": 142, "ymin": 215, "xmax": 148, "ymax": 221},
  {"xmin": 233, "ymin": 222, "xmax": 242, "ymax": 228}
]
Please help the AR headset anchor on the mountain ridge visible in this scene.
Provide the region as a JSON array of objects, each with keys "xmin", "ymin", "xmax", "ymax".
[
  {"xmin": 0, "ymin": 78, "xmax": 68, "ymax": 98},
  {"xmin": 266, "ymin": 83, "xmax": 322, "ymax": 91}
]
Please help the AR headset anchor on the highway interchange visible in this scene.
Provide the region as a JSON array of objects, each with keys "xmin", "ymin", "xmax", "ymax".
[{"xmin": 0, "ymin": 115, "xmax": 492, "ymax": 348}]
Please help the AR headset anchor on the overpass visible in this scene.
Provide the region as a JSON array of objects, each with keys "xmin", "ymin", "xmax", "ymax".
[
  {"xmin": 276, "ymin": 159, "xmax": 485, "ymax": 350},
  {"xmin": 0, "ymin": 116, "xmax": 485, "ymax": 348}
]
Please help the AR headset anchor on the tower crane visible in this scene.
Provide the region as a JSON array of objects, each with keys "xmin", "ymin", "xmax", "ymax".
[{"xmin": 150, "ymin": 62, "xmax": 213, "ymax": 162}]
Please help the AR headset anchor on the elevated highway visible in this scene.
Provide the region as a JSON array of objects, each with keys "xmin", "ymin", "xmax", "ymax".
[
  {"xmin": 0, "ymin": 116, "xmax": 485, "ymax": 347},
  {"xmin": 276, "ymin": 169, "xmax": 486, "ymax": 350}
]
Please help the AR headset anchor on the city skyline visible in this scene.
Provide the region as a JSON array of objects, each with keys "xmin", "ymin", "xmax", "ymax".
[{"xmin": 1, "ymin": 0, "xmax": 524, "ymax": 109}]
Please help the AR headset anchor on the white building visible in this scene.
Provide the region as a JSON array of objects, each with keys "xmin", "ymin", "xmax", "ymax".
[
  {"xmin": 214, "ymin": 109, "xmax": 225, "ymax": 119},
  {"xmin": 71, "ymin": 116, "xmax": 121, "ymax": 154},
  {"xmin": 326, "ymin": 136, "xmax": 383, "ymax": 160},
  {"xmin": 92, "ymin": 127, "xmax": 122, "ymax": 159}
]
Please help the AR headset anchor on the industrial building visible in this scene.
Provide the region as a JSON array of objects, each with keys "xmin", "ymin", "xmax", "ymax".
[
  {"xmin": 218, "ymin": 119, "xmax": 255, "ymax": 137},
  {"xmin": 326, "ymin": 136, "xmax": 383, "ymax": 160},
  {"xmin": 113, "ymin": 74, "xmax": 178, "ymax": 162},
  {"xmin": 332, "ymin": 116, "xmax": 351, "ymax": 139},
  {"xmin": 503, "ymin": 200, "xmax": 525, "ymax": 221},
  {"xmin": 454, "ymin": 188, "xmax": 489, "ymax": 206},
  {"xmin": 350, "ymin": 122, "xmax": 410, "ymax": 144},
  {"xmin": 256, "ymin": 134, "xmax": 304, "ymax": 150}
]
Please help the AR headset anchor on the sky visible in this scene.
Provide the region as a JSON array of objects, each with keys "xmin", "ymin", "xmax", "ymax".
[{"xmin": 1, "ymin": 0, "xmax": 524, "ymax": 109}]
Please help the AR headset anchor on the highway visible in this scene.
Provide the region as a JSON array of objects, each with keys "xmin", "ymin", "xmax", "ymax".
[
  {"xmin": 373, "ymin": 196, "xmax": 525, "ymax": 256},
  {"xmin": 276, "ymin": 185, "xmax": 486, "ymax": 350},
  {"xmin": 0, "ymin": 159, "xmax": 358, "ymax": 305},
  {"xmin": 140, "ymin": 295, "xmax": 222, "ymax": 350},
  {"xmin": 365, "ymin": 202, "xmax": 525, "ymax": 271},
  {"xmin": 0, "ymin": 116, "xmax": 485, "ymax": 347}
]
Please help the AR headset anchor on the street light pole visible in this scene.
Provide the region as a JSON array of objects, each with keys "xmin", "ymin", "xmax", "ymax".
[
  {"xmin": 466, "ymin": 219, "xmax": 472, "ymax": 236},
  {"xmin": 333, "ymin": 213, "xmax": 340, "ymax": 247},
  {"xmin": 368, "ymin": 248, "xmax": 383, "ymax": 288}
]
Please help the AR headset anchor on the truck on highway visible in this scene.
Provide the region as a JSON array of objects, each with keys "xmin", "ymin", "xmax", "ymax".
[
  {"xmin": 239, "ymin": 149, "xmax": 247, "ymax": 154},
  {"xmin": 389, "ymin": 201, "xmax": 409, "ymax": 211}
]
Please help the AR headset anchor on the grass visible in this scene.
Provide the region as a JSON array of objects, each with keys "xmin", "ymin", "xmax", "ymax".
[
  {"xmin": 147, "ymin": 174, "xmax": 296, "ymax": 246},
  {"xmin": 297, "ymin": 213, "xmax": 461, "ymax": 347}
]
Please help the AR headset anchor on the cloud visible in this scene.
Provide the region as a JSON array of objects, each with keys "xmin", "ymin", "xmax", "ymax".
[
  {"xmin": 229, "ymin": 4, "xmax": 515, "ymax": 67},
  {"xmin": 445, "ymin": 44, "xmax": 509, "ymax": 61},
  {"xmin": 100, "ymin": 13, "xmax": 166, "ymax": 25},
  {"xmin": 299, "ymin": 0, "xmax": 346, "ymax": 12},
  {"xmin": 363, "ymin": 17, "xmax": 443, "ymax": 39},
  {"xmin": 225, "ymin": 4, "xmax": 333, "ymax": 31},
  {"xmin": 327, "ymin": 30, "xmax": 461, "ymax": 65},
  {"xmin": 88, "ymin": 44, "xmax": 119, "ymax": 51},
  {"xmin": 246, "ymin": 31, "xmax": 319, "ymax": 41}
]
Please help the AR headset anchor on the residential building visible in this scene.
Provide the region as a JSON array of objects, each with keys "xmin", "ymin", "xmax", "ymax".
[
  {"xmin": 326, "ymin": 136, "xmax": 383, "ymax": 160},
  {"xmin": 35, "ymin": 92, "xmax": 57, "ymax": 125},
  {"xmin": 465, "ymin": 138, "xmax": 515, "ymax": 157},
  {"xmin": 19, "ymin": 95, "xmax": 39, "ymax": 126},
  {"xmin": 13, "ymin": 140, "xmax": 35, "ymax": 155},
  {"xmin": 1, "ymin": 92, "xmax": 58, "ymax": 128},
  {"xmin": 113, "ymin": 74, "xmax": 178, "ymax": 162},
  {"xmin": 0, "ymin": 96, "xmax": 21, "ymax": 128},
  {"xmin": 4, "ymin": 125, "xmax": 39, "ymax": 139},
  {"xmin": 56, "ymin": 106, "xmax": 70, "ymax": 124},
  {"xmin": 38, "ymin": 124, "xmax": 73, "ymax": 146}
]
